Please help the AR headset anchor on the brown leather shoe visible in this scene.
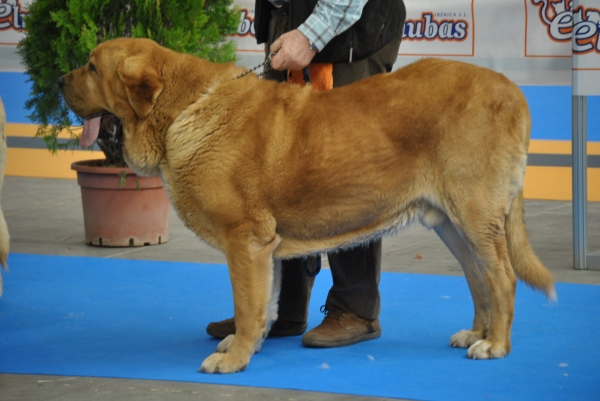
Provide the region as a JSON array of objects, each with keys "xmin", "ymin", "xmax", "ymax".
[
  {"xmin": 206, "ymin": 317, "xmax": 307, "ymax": 339},
  {"xmin": 302, "ymin": 306, "xmax": 381, "ymax": 348}
]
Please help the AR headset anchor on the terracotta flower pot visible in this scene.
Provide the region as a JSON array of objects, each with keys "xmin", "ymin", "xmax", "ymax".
[{"xmin": 71, "ymin": 159, "xmax": 170, "ymax": 247}]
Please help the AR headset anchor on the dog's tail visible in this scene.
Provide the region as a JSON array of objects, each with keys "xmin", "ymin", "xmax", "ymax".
[
  {"xmin": 506, "ymin": 189, "xmax": 556, "ymax": 301},
  {"xmin": 0, "ymin": 96, "xmax": 8, "ymax": 297}
]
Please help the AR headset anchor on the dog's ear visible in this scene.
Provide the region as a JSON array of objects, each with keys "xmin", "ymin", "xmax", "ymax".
[{"xmin": 117, "ymin": 57, "xmax": 163, "ymax": 118}]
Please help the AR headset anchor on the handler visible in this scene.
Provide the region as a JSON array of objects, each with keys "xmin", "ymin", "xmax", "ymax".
[{"xmin": 207, "ymin": 0, "xmax": 406, "ymax": 348}]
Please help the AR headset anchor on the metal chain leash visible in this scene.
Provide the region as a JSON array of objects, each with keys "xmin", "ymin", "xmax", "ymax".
[{"xmin": 231, "ymin": 53, "xmax": 275, "ymax": 81}]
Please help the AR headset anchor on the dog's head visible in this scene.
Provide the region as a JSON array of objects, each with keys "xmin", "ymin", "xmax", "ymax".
[
  {"xmin": 58, "ymin": 37, "xmax": 244, "ymax": 175},
  {"xmin": 58, "ymin": 38, "xmax": 171, "ymax": 176},
  {"xmin": 59, "ymin": 38, "xmax": 164, "ymax": 123}
]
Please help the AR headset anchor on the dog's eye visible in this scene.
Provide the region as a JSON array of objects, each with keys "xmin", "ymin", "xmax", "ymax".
[{"xmin": 88, "ymin": 63, "xmax": 97, "ymax": 73}]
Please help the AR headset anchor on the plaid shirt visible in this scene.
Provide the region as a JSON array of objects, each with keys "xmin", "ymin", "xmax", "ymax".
[{"xmin": 296, "ymin": 0, "xmax": 369, "ymax": 52}]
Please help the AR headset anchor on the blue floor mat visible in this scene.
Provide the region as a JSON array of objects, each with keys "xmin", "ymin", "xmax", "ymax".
[{"xmin": 1, "ymin": 253, "xmax": 599, "ymax": 401}]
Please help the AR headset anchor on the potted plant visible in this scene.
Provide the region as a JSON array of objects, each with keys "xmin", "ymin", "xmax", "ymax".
[{"xmin": 17, "ymin": 0, "xmax": 239, "ymax": 247}]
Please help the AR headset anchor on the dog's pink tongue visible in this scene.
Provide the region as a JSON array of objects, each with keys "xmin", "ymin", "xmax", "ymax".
[{"xmin": 80, "ymin": 116, "xmax": 101, "ymax": 147}]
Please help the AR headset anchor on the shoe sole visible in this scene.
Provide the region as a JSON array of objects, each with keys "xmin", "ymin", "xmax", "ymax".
[
  {"xmin": 207, "ymin": 323, "xmax": 307, "ymax": 339},
  {"xmin": 301, "ymin": 328, "xmax": 382, "ymax": 348},
  {"xmin": 268, "ymin": 322, "xmax": 308, "ymax": 337},
  {"xmin": 206, "ymin": 327, "xmax": 233, "ymax": 340}
]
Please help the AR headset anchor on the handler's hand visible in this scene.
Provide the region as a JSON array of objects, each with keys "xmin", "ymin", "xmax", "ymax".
[{"xmin": 270, "ymin": 30, "xmax": 317, "ymax": 71}]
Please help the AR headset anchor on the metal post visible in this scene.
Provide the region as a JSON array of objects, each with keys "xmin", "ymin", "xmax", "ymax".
[{"xmin": 572, "ymin": 95, "xmax": 587, "ymax": 270}]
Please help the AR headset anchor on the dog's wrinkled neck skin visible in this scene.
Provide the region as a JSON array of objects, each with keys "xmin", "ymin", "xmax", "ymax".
[{"xmin": 116, "ymin": 44, "xmax": 243, "ymax": 177}]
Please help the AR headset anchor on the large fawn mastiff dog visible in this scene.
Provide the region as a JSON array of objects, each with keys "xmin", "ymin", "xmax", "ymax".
[{"xmin": 59, "ymin": 38, "xmax": 555, "ymax": 373}]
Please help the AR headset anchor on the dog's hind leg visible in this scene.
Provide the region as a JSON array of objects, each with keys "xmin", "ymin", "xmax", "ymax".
[
  {"xmin": 200, "ymin": 229, "xmax": 281, "ymax": 374},
  {"xmin": 446, "ymin": 201, "xmax": 517, "ymax": 359},
  {"xmin": 433, "ymin": 217, "xmax": 490, "ymax": 349}
]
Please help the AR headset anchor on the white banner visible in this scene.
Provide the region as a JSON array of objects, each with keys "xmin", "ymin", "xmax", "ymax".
[
  {"xmin": 0, "ymin": 0, "xmax": 27, "ymax": 44},
  {"xmin": 571, "ymin": 0, "xmax": 600, "ymax": 95},
  {"xmin": 0, "ymin": 0, "xmax": 30, "ymax": 71},
  {"xmin": 232, "ymin": 0, "xmax": 579, "ymax": 85},
  {"xmin": 233, "ymin": 0, "xmax": 261, "ymax": 53},
  {"xmin": 1, "ymin": 0, "xmax": 600, "ymax": 87},
  {"xmin": 386, "ymin": 0, "xmax": 474, "ymax": 57},
  {"xmin": 525, "ymin": 0, "xmax": 573, "ymax": 57}
]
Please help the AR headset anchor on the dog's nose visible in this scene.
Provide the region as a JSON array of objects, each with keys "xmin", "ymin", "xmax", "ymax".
[{"xmin": 57, "ymin": 76, "xmax": 65, "ymax": 90}]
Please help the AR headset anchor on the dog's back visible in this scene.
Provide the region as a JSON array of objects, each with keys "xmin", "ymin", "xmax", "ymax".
[{"xmin": 0, "ymin": 97, "xmax": 9, "ymax": 296}]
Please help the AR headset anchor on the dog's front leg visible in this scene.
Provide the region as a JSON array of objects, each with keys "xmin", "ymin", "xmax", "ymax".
[
  {"xmin": 263, "ymin": 258, "xmax": 282, "ymax": 343},
  {"xmin": 215, "ymin": 258, "xmax": 282, "ymax": 354},
  {"xmin": 199, "ymin": 234, "xmax": 281, "ymax": 374}
]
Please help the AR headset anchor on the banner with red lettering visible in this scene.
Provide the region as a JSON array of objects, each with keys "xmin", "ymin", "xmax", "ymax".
[
  {"xmin": 0, "ymin": 0, "xmax": 28, "ymax": 72},
  {"xmin": 570, "ymin": 0, "xmax": 600, "ymax": 95},
  {"xmin": 0, "ymin": 0, "xmax": 26, "ymax": 40},
  {"xmin": 2, "ymin": 0, "xmax": 600, "ymax": 87}
]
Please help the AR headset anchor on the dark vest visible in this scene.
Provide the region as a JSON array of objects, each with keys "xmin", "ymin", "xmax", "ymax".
[{"xmin": 254, "ymin": 0, "xmax": 406, "ymax": 64}]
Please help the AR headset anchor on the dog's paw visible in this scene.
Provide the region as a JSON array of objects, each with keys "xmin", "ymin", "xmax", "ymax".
[
  {"xmin": 467, "ymin": 339, "xmax": 509, "ymax": 359},
  {"xmin": 199, "ymin": 352, "xmax": 249, "ymax": 374},
  {"xmin": 450, "ymin": 329, "xmax": 484, "ymax": 348},
  {"xmin": 216, "ymin": 334, "xmax": 235, "ymax": 353}
]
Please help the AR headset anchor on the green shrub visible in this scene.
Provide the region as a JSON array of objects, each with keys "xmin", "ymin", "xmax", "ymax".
[{"xmin": 18, "ymin": 0, "xmax": 239, "ymax": 165}]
